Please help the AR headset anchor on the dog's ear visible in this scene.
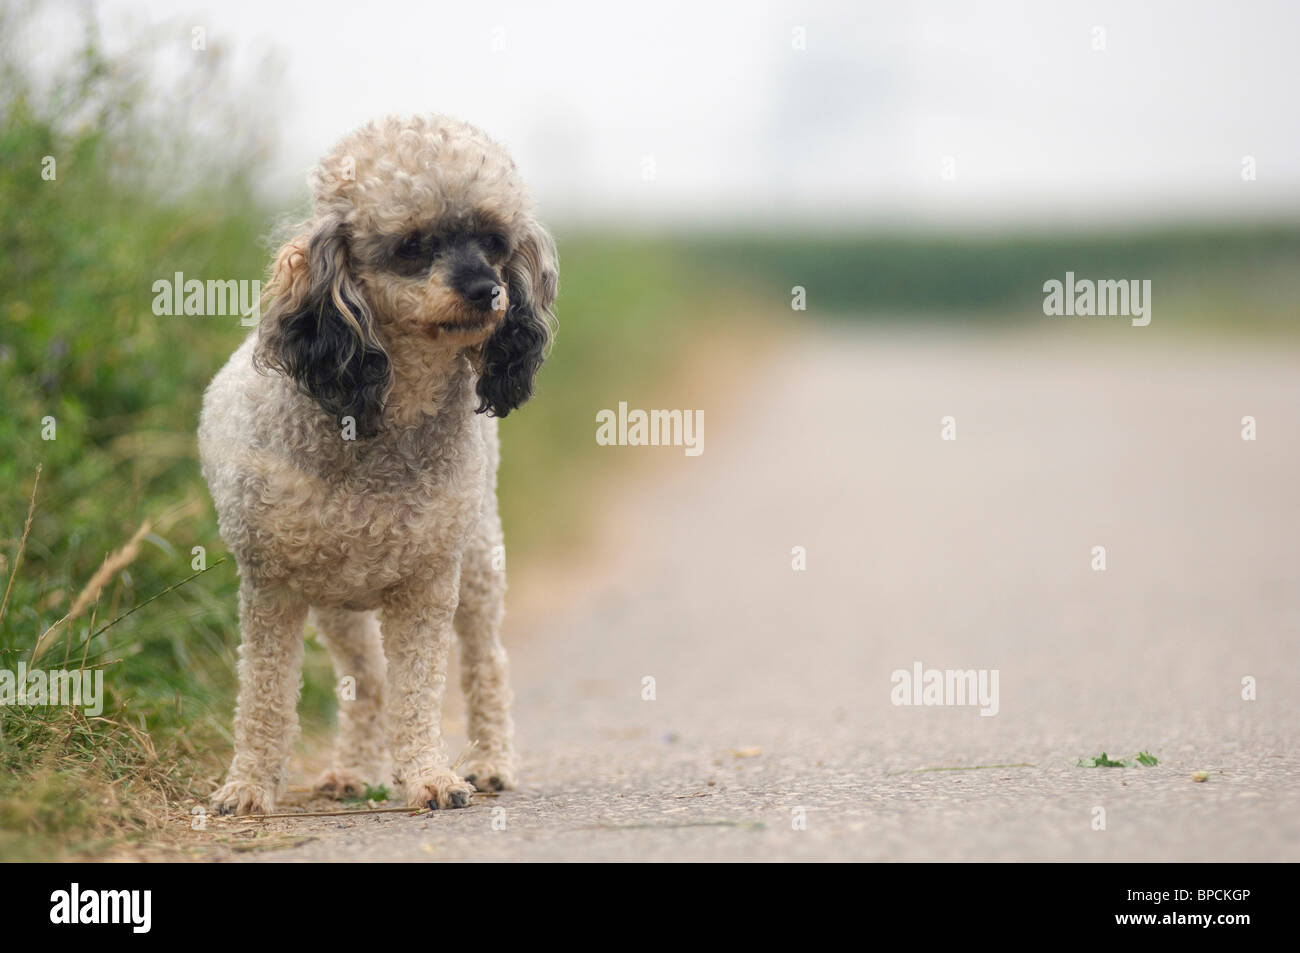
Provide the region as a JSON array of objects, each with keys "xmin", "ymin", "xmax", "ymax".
[
  {"xmin": 254, "ymin": 217, "xmax": 391, "ymax": 437},
  {"xmin": 476, "ymin": 217, "xmax": 558, "ymax": 418}
]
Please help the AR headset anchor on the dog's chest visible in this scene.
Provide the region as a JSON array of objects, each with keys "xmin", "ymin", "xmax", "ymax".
[{"xmin": 241, "ymin": 419, "xmax": 486, "ymax": 601}]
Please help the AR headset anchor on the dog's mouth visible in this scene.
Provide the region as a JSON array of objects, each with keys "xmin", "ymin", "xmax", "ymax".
[
  {"xmin": 442, "ymin": 315, "xmax": 493, "ymax": 333},
  {"xmin": 424, "ymin": 310, "xmax": 501, "ymax": 339}
]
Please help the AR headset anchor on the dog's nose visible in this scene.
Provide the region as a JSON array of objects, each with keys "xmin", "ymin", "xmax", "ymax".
[{"xmin": 459, "ymin": 275, "xmax": 499, "ymax": 310}]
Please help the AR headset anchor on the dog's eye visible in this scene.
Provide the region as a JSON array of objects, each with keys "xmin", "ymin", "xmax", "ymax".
[
  {"xmin": 481, "ymin": 233, "xmax": 508, "ymax": 258},
  {"xmin": 396, "ymin": 235, "xmax": 423, "ymax": 259}
]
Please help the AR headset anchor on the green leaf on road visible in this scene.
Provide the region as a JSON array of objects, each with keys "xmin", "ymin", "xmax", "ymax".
[
  {"xmin": 1077, "ymin": 752, "xmax": 1129, "ymax": 767},
  {"xmin": 1075, "ymin": 751, "xmax": 1159, "ymax": 768}
]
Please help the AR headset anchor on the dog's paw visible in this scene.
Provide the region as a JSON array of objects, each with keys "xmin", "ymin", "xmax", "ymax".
[
  {"xmin": 406, "ymin": 771, "xmax": 475, "ymax": 810},
  {"xmin": 313, "ymin": 768, "xmax": 370, "ymax": 800},
  {"xmin": 461, "ymin": 759, "xmax": 517, "ymax": 792},
  {"xmin": 210, "ymin": 779, "xmax": 274, "ymax": 816}
]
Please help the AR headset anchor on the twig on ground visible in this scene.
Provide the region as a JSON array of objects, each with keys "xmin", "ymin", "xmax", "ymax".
[{"xmin": 887, "ymin": 762, "xmax": 1036, "ymax": 775}]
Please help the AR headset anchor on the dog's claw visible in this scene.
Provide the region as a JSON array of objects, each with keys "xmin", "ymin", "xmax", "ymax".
[
  {"xmin": 420, "ymin": 776, "xmax": 473, "ymax": 811},
  {"xmin": 426, "ymin": 791, "xmax": 472, "ymax": 811},
  {"xmin": 210, "ymin": 779, "xmax": 274, "ymax": 816}
]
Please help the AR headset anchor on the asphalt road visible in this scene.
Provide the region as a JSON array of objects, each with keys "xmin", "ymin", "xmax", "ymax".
[{"xmin": 211, "ymin": 323, "xmax": 1300, "ymax": 861}]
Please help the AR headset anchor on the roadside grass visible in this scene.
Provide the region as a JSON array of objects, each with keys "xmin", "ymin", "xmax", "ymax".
[{"xmin": 0, "ymin": 7, "xmax": 274, "ymax": 857}]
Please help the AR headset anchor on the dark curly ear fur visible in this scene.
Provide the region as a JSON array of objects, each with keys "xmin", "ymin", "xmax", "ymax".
[
  {"xmin": 254, "ymin": 220, "xmax": 391, "ymax": 438},
  {"xmin": 476, "ymin": 219, "xmax": 558, "ymax": 418}
]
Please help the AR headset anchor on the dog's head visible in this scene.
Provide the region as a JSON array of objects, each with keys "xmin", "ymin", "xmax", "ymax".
[{"xmin": 254, "ymin": 115, "xmax": 558, "ymax": 437}]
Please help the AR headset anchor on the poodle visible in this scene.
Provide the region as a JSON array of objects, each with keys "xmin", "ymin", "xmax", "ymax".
[{"xmin": 198, "ymin": 115, "xmax": 557, "ymax": 815}]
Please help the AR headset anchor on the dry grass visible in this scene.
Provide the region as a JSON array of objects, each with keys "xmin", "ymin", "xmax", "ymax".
[
  {"xmin": 31, "ymin": 519, "xmax": 152, "ymax": 663},
  {"xmin": 0, "ymin": 465, "xmax": 40, "ymax": 630},
  {"xmin": 0, "ymin": 480, "xmax": 226, "ymax": 861}
]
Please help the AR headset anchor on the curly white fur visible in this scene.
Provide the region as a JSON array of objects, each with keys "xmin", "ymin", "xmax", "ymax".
[{"xmin": 199, "ymin": 115, "xmax": 555, "ymax": 814}]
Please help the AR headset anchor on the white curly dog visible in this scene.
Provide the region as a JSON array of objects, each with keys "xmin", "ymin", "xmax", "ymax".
[{"xmin": 199, "ymin": 115, "xmax": 557, "ymax": 815}]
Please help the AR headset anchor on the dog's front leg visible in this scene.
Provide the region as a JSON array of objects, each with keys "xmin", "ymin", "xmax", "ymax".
[
  {"xmin": 381, "ymin": 565, "xmax": 475, "ymax": 810},
  {"xmin": 211, "ymin": 581, "xmax": 308, "ymax": 815},
  {"xmin": 455, "ymin": 520, "xmax": 518, "ymax": 792}
]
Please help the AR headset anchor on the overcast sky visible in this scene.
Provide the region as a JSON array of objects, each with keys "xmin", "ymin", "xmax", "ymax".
[{"xmin": 95, "ymin": 0, "xmax": 1300, "ymax": 229}]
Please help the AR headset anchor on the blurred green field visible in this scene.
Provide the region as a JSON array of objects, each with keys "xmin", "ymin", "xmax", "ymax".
[
  {"xmin": 2, "ymin": 6, "xmax": 1294, "ymax": 858},
  {"xmin": 681, "ymin": 226, "xmax": 1300, "ymax": 335}
]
